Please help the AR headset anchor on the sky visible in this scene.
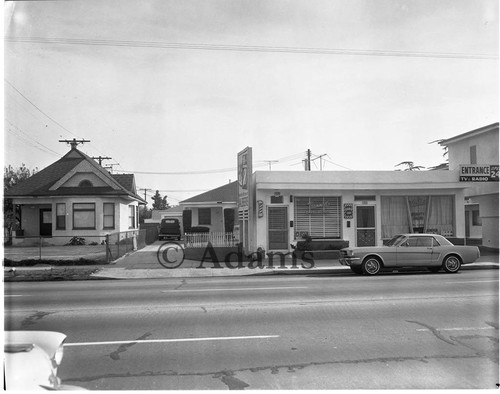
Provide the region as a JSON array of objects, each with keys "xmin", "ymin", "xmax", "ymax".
[{"xmin": 3, "ymin": 0, "xmax": 499, "ymax": 205}]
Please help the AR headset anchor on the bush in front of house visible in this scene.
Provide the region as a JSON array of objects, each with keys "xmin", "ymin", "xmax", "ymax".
[
  {"xmin": 4, "ymin": 258, "xmax": 108, "ymax": 267},
  {"xmin": 189, "ymin": 226, "xmax": 210, "ymax": 233},
  {"xmin": 67, "ymin": 236, "xmax": 86, "ymax": 245}
]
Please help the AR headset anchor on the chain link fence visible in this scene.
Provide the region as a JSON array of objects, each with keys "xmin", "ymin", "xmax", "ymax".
[{"xmin": 4, "ymin": 230, "xmax": 147, "ymax": 264}]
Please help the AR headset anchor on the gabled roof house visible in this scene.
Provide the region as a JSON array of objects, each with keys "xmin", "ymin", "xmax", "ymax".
[
  {"xmin": 5, "ymin": 144, "xmax": 146, "ymax": 245},
  {"xmin": 180, "ymin": 181, "xmax": 238, "ymax": 233}
]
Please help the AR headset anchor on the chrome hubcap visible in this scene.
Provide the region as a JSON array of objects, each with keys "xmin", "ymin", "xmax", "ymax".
[
  {"xmin": 446, "ymin": 257, "xmax": 459, "ymax": 271},
  {"xmin": 365, "ymin": 259, "xmax": 380, "ymax": 274}
]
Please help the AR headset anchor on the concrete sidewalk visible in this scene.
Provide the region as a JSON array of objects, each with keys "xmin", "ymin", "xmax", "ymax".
[
  {"xmin": 90, "ymin": 243, "xmax": 499, "ymax": 279},
  {"xmin": 4, "ymin": 243, "xmax": 499, "ymax": 281}
]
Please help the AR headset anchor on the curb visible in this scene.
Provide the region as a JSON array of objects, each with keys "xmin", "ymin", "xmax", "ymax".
[{"xmin": 4, "ymin": 262, "xmax": 498, "ymax": 281}]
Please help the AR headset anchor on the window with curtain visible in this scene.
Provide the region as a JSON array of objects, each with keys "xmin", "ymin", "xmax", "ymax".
[
  {"xmin": 381, "ymin": 195, "xmax": 455, "ymax": 238},
  {"xmin": 381, "ymin": 196, "xmax": 409, "ymax": 238},
  {"xmin": 128, "ymin": 205, "xmax": 136, "ymax": 228},
  {"xmin": 73, "ymin": 203, "xmax": 95, "ymax": 229},
  {"xmin": 56, "ymin": 203, "xmax": 66, "ymax": 230},
  {"xmin": 103, "ymin": 203, "xmax": 115, "ymax": 229},
  {"xmin": 426, "ymin": 196, "xmax": 454, "ymax": 236}
]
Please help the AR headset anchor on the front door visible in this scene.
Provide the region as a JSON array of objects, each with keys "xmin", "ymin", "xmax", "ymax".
[
  {"xmin": 39, "ymin": 209, "xmax": 52, "ymax": 237},
  {"xmin": 268, "ymin": 207, "xmax": 288, "ymax": 250},
  {"xmin": 356, "ymin": 205, "xmax": 376, "ymax": 246}
]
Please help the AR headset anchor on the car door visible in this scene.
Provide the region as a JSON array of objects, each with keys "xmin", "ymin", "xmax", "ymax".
[{"xmin": 397, "ymin": 236, "xmax": 434, "ymax": 267}]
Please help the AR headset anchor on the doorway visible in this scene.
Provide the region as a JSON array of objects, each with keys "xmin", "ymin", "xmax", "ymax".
[
  {"xmin": 268, "ymin": 207, "xmax": 288, "ymax": 250},
  {"xmin": 356, "ymin": 205, "xmax": 375, "ymax": 246},
  {"xmin": 39, "ymin": 208, "xmax": 52, "ymax": 237}
]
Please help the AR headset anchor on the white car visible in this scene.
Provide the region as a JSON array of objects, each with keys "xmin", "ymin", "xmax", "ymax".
[{"xmin": 4, "ymin": 331, "xmax": 85, "ymax": 390}]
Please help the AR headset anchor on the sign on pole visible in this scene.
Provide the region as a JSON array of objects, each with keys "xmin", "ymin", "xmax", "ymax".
[{"xmin": 237, "ymin": 147, "xmax": 252, "ymax": 209}]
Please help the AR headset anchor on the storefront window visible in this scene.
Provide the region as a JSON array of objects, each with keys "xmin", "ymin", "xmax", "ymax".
[
  {"xmin": 408, "ymin": 196, "xmax": 428, "ymax": 233},
  {"xmin": 426, "ymin": 196, "xmax": 454, "ymax": 236},
  {"xmin": 381, "ymin": 195, "xmax": 454, "ymax": 238},
  {"xmin": 294, "ymin": 197, "xmax": 341, "ymax": 239},
  {"xmin": 381, "ymin": 196, "xmax": 409, "ymax": 237}
]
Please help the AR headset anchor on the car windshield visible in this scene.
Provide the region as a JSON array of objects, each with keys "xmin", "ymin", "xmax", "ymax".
[{"xmin": 385, "ymin": 235, "xmax": 406, "ymax": 246}]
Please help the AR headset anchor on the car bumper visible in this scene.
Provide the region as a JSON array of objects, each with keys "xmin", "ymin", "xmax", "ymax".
[{"xmin": 339, "ymin": 257, "xmax": 361, "ymax": 266}]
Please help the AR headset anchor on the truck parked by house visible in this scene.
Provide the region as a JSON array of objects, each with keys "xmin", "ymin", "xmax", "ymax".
[{"xmin": 159, "ymin": 218, "xmax": 182, "ymax": 241}]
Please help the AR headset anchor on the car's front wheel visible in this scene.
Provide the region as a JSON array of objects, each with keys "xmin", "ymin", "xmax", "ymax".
[
  {"xmin": 362, "ymin": 257, "xmax": 382, "ymax": 275},
  {"xmin": 442, "ymin": 255, "xmax": 461, "ymax": 273}
]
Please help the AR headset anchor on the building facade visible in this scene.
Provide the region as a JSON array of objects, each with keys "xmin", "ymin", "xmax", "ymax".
[
  {"xmin": 250, "ymin": 170, "xmax": 467, "ymax": 254},
  {"xmin": 180, "ymin": 181, "xmax": 238, "ymax": 234},
  {"xmin": 5, "ymin": 145, "xmax": 146, "ymax": 246},
  {"xmin": 440, "ymin": 122, "xmax": 499, "ymax": 248}
]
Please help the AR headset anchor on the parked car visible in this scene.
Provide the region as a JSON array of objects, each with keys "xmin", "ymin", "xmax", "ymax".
[
  {"xmin": 4, "ymin": 330, "xmax": 85, "ymax": 390},
  {"xmin": 339, "ymin": 234, "xmax": 480, "ymax": 275},
  {"xmin": 159, "ymin": 218, "xmax": 182, "ymax": 241}
]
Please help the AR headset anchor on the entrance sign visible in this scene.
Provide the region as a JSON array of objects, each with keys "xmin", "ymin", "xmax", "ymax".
[{"xmin": 459, "ymin": 165, "xmax": 499, "ymax": 182}]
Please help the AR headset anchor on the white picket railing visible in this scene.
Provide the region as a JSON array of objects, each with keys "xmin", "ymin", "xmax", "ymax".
[{"xmin": 185, "ymin": 232, "xmax": 239, "ymax": 248}]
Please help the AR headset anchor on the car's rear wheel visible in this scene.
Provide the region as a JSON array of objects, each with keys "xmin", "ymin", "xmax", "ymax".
[
  {"xmin": 350, "ymin": 266, "xmax": 363, "ymax": 274},
  {"xmin": 362, "ymin": 257, "xmax": 382, "ymax": 275},
  {"xmin": 442, "ymin": 255, "xmax": 461, "ymax": 273},
  {"xmin": 428, "ymin": 267, "xmax": 441, "ymax": 273}
]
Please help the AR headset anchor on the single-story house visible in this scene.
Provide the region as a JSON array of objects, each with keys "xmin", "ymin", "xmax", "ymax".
[
  {"xmin": 4, "ymin": 143, "xmax": 146, "ymax": 246},
  {"xmin": 179, "ymin": 181, "xmax": 238, "ymax": 234}
]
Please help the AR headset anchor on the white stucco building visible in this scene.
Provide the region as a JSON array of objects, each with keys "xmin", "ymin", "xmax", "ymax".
[
  {"xmin": 440, "ymin": 122, "xmax": 499, "ymax": 249},
  {"xmin": 249, "ymin": 170, "xmax": 467, "ymax": 253}
]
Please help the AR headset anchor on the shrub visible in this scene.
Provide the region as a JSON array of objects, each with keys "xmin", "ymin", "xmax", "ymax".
[{"xmin": 67, "ymin": 236, "xmax": 86, "ymax": 245}]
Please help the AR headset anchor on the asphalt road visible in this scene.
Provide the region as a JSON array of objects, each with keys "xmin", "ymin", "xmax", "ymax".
[{"xmin": 4, "ymin": 269, "xmax": 499, "ymax": 390}]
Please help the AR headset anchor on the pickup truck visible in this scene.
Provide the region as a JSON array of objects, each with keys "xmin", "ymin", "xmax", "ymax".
[{"xmin": 159, "ymin": 218, "xmax": 182, "ymax": 241}]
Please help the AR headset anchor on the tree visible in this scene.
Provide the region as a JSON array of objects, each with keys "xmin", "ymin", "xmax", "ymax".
[
  {"xmin": 395, "ymin": 161, "xmax": 425, "ymax": 171},
  {"xmin": 151, "ymin": 190, "xmax": 170, "ymax": 210},
  {"xmin": 4, "ymin": 164, "xmax": 38, "ymax": 244},
  {"xmin": 427, "ymin": 139, "xmax": 449, "ymax": 171},
  {"xmin": 139, "ymin": 205, "xmax": 153, "ymax": 224}
]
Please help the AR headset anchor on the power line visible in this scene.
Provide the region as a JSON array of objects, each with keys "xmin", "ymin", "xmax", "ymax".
[
  {"xmin": 6, "ymin": 127, "xmax": 60, "ymax": 157},
  {"xmin": 5, "ymin": 36, "xmax": 498, "ymax": 60},
  {"xmin": 4, "ymin": 79, "xmax": 82, "ymax": 139},
  {"xmin": 115, "ymin": 162, "xmax": 268, "ymax": 175},
  {"xmin": 323, "ymin": 156, "xmax": 353, "ymax": 170},
  {"xmin": 5, "ymin": 79, "xmax": 126, "ymax": 171},
  {"xmin": 5, "ymin": 119, "xmax": 61, "ymax": 156}
]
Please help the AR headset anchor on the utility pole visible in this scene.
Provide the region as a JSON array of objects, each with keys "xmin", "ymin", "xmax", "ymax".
[
  {"xmin": 139, "ymin": 188, "xmax": 152, "ymax": 203},
  {"xmin": 304, "ymin": 149, "xmax": 311, "ymax": 171},
  {"xmin": 92, "ymin": 156, "xmax": 112, "ymax": 166},
  {"xmin": 103, "ymin": 163, "xmax": 119, "ymax": 173},
  {"xmin": 312, "ymin": 153, "xmax": 327, "ymax": 171},
  {"xmin": 264, "ymin": 160, "xmax": 278, "ymax": 170},
  {"xmin": 59, "ymin": 138, "xmax": 90, "ymax": 149}
]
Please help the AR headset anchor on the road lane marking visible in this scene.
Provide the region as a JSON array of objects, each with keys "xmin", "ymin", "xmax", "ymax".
[
  {"xmin": 445, "ymin": 280, "xmax": 499, "ymax": 284},
  {"xmin": 161, "ymin": 286, "xmax": 308, "ymax": 292},
  {"xmin": 64, "ymin": 335, "xmax": 280, "ymax": 347},
  {"xmin": 4, "ymin": 295, "xmax": 26, "ymax": 297},
  {"xmin": 416, "ymin": 327, "xmax": 495, "ymax": 332}
]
